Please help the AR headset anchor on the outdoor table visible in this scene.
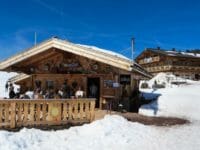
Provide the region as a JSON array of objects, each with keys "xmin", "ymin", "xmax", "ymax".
[{"xmin": 102, "ymin": 95, "xmax": 115, "ymax": 114}]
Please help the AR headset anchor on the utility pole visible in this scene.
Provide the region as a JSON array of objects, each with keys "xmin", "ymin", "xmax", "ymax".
[
  {"xmin": 34, "ymin": 32, "xmax": 37, "ymax": 46},
  {"xmin": 131, "ymin": 37, "xmax": 135, "ymax": 61}
]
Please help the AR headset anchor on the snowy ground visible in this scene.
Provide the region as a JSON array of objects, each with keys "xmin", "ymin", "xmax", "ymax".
[
  {"xmin": 0, "ymin": 72, "xmax": 200, "ymax": 150},
  {"xmin": 138, "ymin": 73, "xmax": 200, "ymax": 150},
  {"xmin": 139, "ymin": 73, "xmax": 200, "ymax": 121},
  {"xmin": 0, "ymin": 115, "xmax": 200, "ymax": 150},
  {"xmin": 139, "ymin": 82, "xmax": 200, "ymax": 121}
]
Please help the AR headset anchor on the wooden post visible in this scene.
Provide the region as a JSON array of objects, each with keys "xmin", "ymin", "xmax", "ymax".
[
  {"xmin": 79, "ymin": 102, "xmax": 83, "ymax": 120},
  {"xmin": 42, "ymin": 102, "xmax": 47, "ymax": 121},
  {"xmin": 24, "ymin": 102, "xmax": 28, "ymax": 123},
  {"xmin": 74, "ymin": 101, "xmax": 78, "ymax": 120},
  {"xmin": 90, "ymin": 101, "xmax": 95, "ymax": 122},
  {"xmin": 68, "ymin": 102, "xmax": 72, "ymax": 120},
  {"xmin": 0, "ymin": 104, "xmax": 2, "ymax": 124},
  {"xmin": 57, "ymin": 102, "xmax": 61, "ymax": 123},
  {"xmin": 36, "ymin": 102, "xmax": 41, "ymax": 121},
  {"xmin": 18, "ymin": 103, "xmax": 22, "ymax": 123},
  {"xmin": 5, "ymin": 103, "xmax": 9, "ymax": 123},
  {"xmin": 30, "ymin": 103, "xmax": 35, "ymax": 121},
  {"xmin": 10, "ymin": 102, "xmax": 16, "ymax": 128},
  {"xmin": 48, "ymin": 102, "xmax": 53, "ymax": 121},
  {"xmin": 85, "ymin": 101, "xmax": 89, "ymax": 120},
  {"xmin": 63, "ymin": 102, "xmax": 67, "ymax": 121}
]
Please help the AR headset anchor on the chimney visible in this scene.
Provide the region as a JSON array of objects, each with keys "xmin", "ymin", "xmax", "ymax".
[
  {"xmin": 172, "ymin": 48, "xmax": 176, "ymax": 51},
  {"xmin": 157, "ymin": 46, "xmax": 160, "ymax": 50}
]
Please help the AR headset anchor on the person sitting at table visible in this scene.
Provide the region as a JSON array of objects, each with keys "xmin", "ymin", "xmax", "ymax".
[
  {"xmin": 54, "ymin": 89, "xmax": 61, "ymax": 99},
  {"xmin": 58, "ymin": 88, "xmax": 63, "ymax": 98},
  {"xmin": 9, "ymin": 83, "xmax": 16, "ymax": 99},
  {"xmin": 25, "ymin": 88, "xmax": 34, "ymax": 99},
  {"xmin": 45, "ymin": 89, "xmax": 54, "ymax": 99},
  {"xmin": 34, "ymin": 88, "xmax": 43, "ymax": 99},
  {"xmin": 75, "ymin": 86, "xmax": 84, "ymax": 98},
  {"xmin": 15, "ymin": 88, "xmax": 21, "ymax": 99},
  {"xmin": 62, "ymin": 80, "xmax": 71, "ymax": 98}
]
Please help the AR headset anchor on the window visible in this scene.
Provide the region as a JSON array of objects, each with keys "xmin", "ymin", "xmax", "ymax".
[
  {"xmin": 46, "ymin": 80, "xmax": 54, "ymax": 89},
  {"xmin": 120, "ymin": 75, "xmax": 131, "ymax": 85}
]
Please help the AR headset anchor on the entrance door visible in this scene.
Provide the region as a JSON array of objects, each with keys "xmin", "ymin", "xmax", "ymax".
[{"xmin": 87, "ymin": 77, "xmax": 100, "ymax": 108}]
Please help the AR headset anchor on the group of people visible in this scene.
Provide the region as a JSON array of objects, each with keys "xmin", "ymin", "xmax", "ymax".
[{"xmin": 6, "ymin": 80, "xmax": 86, "ymax": 99}]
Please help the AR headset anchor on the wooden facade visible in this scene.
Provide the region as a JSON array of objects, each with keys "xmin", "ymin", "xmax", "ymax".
[
  {"xmin": 6, "ymin": 48, "xmax": 143, "ymax": 109},
  {"xmin": 1, "ymin": 38, "xmax": 149, "ymax": 105},
  {"xmin": 136, "ymin": 48, "xmax": 200, "ymax": 80},
  {"xmin": 0, "ymin": 38, "xmax": 150, "ymax": 128}
]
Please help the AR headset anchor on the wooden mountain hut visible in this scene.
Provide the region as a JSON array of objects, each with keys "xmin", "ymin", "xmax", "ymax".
[
  {"xmin": 0, "ymin": 37, "xmax": 150, "ymax": 129},
  {"xmin": 135, "ymin": 48, "xmax": 200, "ymax": 80}
]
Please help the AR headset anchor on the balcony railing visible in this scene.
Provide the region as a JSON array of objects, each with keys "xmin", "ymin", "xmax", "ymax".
[
  {"xmin": 139, "ymin": 56, "xmax": 160, "ymax": 64},
  {"xmin": 0, "ymin": 99, "xmax": 95, "ymax": 129},
  {"xmin": 146, "ymin": 65, "xmax": 200, "ymax": 73}
]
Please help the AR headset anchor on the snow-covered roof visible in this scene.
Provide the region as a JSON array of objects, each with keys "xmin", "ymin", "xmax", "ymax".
[
  {"xmin": 0, "ymin": 37, "xmax": 151, "ymax": 78},
  {"xmin": 166, "ymin": 50, "xmax": 200, "ymax": 58},
  {"xmin": 144, "ymin": 48, "xmax": 200, "ymax": 59},
  {"xmin": 76, "ymin": 44, "xmax": 131, "ymax": 61}
]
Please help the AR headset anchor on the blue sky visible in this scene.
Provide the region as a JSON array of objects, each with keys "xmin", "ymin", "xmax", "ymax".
[{"xmin": 0, "ymin": 0, "xmax": 200, "ymax": 60}]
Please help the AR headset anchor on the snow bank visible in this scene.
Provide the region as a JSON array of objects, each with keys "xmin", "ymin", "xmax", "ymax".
[
  {"xmin": 141, "ymin": 72, "xmax": 190, "ymax": 89},
  {"xmin": 139, "ymin": 82, "xmax": 200, "ymax": 121},
  {"xmin": 0, "ymin": 115, "xmax": 200, "ymax": 150},
  {"xmin": 0, "ymin": 71, "xmax": 19, "ymax": 98}
]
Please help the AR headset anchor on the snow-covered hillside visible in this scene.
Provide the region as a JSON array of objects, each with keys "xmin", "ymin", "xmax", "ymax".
[
  {"xmin": 140, "ymin": 72, "xmax": 194, "ymax": 88},
  {"xmin": 139, "ymin": 82, "xmax": 200, "ymax": 121},
  {"xmin": 139, "ymin": 72, "xmax": 200, "ymax": 121}
]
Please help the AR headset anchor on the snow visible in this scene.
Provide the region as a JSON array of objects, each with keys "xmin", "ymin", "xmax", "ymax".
[
  {"xmin": 166, "ymin": 51, "xmax": 200, "ymax": 58},
  {"xmin": 0, "ymin": 115, "xmax": 199, "ymax": 150},
  {"xmin": 139, "ymin": 73, "xmax": 200, "ymax": 121},
  {"xmin": 0, "ymin": 72, "xmax": 200, "ymax": 150},
  {"xmin": 76, "ymin": 44, "xmax": 132, "ymax": 61},
  {"xmin": 181, "ymin": 51, "xmax": 200, "ymax": 57},
  {"xmin": 138, "ymin": 73, "xmax": 200, "ymax": 149},
  {"xmin": 0, "ymin": 71, "xmax": 19, "ymax": 98},
  {"xmin": 140, "ymin": 72, "xmax": 192, "ymax": 88},
  {"xmin": 139, "ymin": 82, "xmax": 200, "ymax": 120}
]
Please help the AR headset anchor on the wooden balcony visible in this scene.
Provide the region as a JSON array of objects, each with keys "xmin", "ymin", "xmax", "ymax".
[
  {"xmin": 146, "ymin": 65, "xmax": 172, "ymax": 72},
  {"xmin": 172, "ymin": 66, "xmax": 200, "ymax": 71},
  {"xmin": 0, "ymin": 99, "xmax": 95, "ymax": 129},
  {"xmin": 139, "ymin": 56, "xmax": 160, "ymax": 64},
  {"xmin": 146, "ymin": 65, "xmax": 200, "ymax": 73}
]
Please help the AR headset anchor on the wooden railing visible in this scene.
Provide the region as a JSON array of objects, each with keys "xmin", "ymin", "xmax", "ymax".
[
  {"xmin": 146, "ymin": 65, "xmax": 173, "ymax": 72},
  {"xmin": 139, "ymin": 56, "xmax": 160, "ymax": 64},
  {"xmin": 0, "ymin": 99, "xmax": 95, "ymax": 129}
]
